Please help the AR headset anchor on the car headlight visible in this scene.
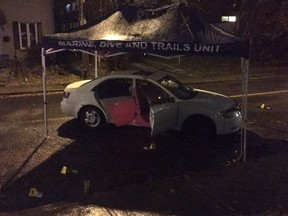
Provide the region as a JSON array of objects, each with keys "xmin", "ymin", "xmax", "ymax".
[{"xmin": 220, "ymin": 103, "xmax": 241, "ymax": 119}]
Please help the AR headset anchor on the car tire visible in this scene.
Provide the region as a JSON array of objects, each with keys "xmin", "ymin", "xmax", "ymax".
[
  {"xmin": 182, "ymin": 115, "xmax": 216, "ymax": 144},
  {"xmin": 79, "ymin": 106, "xmax": 105, "ymax": 130}
]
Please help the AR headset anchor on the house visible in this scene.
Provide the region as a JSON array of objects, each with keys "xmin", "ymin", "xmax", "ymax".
[
  {"xmin": 54, "ymin": 0, "xmax": 121, "ymax": 33},
  {"xmin": 0, "ymin": 0, "xmax": 54, "ymax": 61}
]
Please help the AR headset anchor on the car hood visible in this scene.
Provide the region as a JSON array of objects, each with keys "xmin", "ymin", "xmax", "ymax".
[{"xmin": 194, "ymin": 89, "xmax": 234, "ymax": 109}]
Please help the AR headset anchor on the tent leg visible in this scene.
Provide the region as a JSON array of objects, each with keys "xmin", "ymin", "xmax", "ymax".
[
  {"xmin": 95, "ymin": 51, "xmax": 98, "ymax": 78},
  {"xmin": 41, "ymin": 48, "xmax": 48, "ymax": 138},
  {"xmin": 241, "ymin": 58, "xmax": 249, "ymax": 162}
]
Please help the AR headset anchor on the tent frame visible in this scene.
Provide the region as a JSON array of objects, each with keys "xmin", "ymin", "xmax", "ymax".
[{"xmin": 41, "ymin": 47, "xmax": 249, "ymax": 162}]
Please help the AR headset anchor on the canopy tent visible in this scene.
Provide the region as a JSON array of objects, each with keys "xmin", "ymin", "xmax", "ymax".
[
  {"xmin": 42, "ymin": 3, "xmax": 250, "ymax": 161},
  {"xmin": 43, "ymin": 3, "xmax": 249, "ymax": 57}
]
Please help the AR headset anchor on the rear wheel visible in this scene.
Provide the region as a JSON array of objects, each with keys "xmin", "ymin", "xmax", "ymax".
[
  {"xmin": 79, "ymin": 106, "xmax": 105, "ymax": 130},
  {"xmin": 182, "ymin": 116, "xmax": 216, "ymax": 143}
]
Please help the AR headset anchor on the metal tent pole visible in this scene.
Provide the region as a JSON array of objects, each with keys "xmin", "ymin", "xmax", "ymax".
[
  {"xmin": 241, "ymin": 57, "xmax": 249, "ymax": 162},
  {"xmin": 95, "ymin": 51, "xmax": 98, "ymax": 78},
  {"xmin": 41, "ymin": 47, "xmax": 48, "ymax": 138}
]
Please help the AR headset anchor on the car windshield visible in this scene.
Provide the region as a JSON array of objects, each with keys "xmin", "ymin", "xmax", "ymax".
[{"xmin": 158, "ymin": 75, "xmax": 198, "ymax": 100}]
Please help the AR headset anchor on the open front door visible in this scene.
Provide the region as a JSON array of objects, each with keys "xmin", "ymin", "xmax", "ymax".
[
  {"xmin": 135, "ymin": 78, "xmax": 178, "ymax": 136},
  {"xmin": 150, "ymin": 102, "xmax": 178, "ymax": 136}
]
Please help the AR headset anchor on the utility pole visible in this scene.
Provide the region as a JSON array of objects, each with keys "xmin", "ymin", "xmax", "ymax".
[
  {"xmin": 100, "ymin": 0, "xmax": 103, "ymax": 17},
  {"xmin": 79, "ymin": 0, "xmax": 89, "ymax": 79},
  {"xmin": 79, "ymin": 0, "xmax": 86, "ymax": 25}
]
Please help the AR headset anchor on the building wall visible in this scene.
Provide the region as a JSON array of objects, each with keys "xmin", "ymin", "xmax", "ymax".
[{"xmin": 0, "ymin": 0, "xmax": 54, "ymax": 59}]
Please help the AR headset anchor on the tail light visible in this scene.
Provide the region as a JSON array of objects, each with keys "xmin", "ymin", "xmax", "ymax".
[{"xmin": 63, "ymin": 91, "xmax": 71, "ymax": 99}]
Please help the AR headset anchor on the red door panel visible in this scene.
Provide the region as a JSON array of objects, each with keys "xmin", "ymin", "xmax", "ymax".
[{"xmin": 101, "ymin": 96, "xmax": 137, "ymax": 126}]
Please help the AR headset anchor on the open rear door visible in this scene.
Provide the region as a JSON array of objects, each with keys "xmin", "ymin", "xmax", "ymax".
[
  {"xmin": 101, "ymin": 96, "xmax": 137, "ymax": 126},
  {"xmin": 150, "ymin": 102, "xmax": 178, "ymax": 136}
]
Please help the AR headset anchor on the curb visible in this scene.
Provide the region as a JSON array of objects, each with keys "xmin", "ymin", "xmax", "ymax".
[{"xmin": 0, "ymin": 89, "xmax": 64, "ymax": 97}]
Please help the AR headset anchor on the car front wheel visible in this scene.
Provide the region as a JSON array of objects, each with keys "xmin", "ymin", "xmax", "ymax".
[
  {"xmin": 182, "ymin": 115, "xmax": 216, "ymax": 143},
  {"xmin": 79, "ymin": 106, "xmax": 105, "ymax": 130}
]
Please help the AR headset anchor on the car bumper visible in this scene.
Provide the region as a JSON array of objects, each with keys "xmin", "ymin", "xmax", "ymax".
[
  {"xmin": 61, "ymin": 100, "xmax": 77, "ymax": 118},
  {"xmin": 225, "ymin": 111, "xmax": 242, "ymax": 133},
  {"xmin": 217, "ymin": 111, "xmax": 242, "ymax": 135}
]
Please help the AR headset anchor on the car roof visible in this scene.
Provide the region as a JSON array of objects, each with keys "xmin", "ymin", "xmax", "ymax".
[{"xmin": 105, "ymin": 69, "xmax": 168, "ymax": 82}]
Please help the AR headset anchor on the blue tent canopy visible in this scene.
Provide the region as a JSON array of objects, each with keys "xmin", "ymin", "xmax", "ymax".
[{"xmin": 42, "ymin": 3, "xmax": 249, "ymax": 58}]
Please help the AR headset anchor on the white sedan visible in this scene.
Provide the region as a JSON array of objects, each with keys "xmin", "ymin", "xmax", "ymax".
[{"xmin": 61, "ymin": 70, "xmax": 242, "ymax": 141}]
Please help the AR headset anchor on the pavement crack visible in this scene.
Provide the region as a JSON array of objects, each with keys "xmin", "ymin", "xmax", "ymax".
[{"xmin": 183, "ymin": 175, "xmax": 237, "ymax": 214}]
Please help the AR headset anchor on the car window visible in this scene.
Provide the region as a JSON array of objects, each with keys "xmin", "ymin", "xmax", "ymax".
[
  {"xmin": 96, "ymin": 78, "xmax": 132, "ymax": 99},
  {"xmin": 136, "ymin": 79, "xmax": 171, "ymax": 105},
  {"xmin": 158, "ymin": 75, "xmax": 197, "ymax": 100}
]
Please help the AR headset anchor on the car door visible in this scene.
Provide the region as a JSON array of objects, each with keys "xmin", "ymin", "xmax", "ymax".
[
  {"xmin": 136, "ymin": 79, "xmax": 178, "ymax": 136},
  {"xmin": 96, "ymin": 78, "xmax": 137, "ymax": 126},
  {"xmin": 150, "ymin": 102, "xmax": 178, "ymax": 136}
]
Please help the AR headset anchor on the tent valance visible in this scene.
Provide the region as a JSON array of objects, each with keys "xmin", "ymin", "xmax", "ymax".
[{"xmin": 42, "ymin": 38, "xmax": 249, "ymax": 57}]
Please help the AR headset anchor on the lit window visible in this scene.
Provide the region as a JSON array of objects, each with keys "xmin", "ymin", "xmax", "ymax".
[
  {"xmin": 20, "ymin": 23, "xmax": 28, "ymax": 48},
  {"xmin": 29, "ymin": 23, "xmax": 37, "ymax": 46},
  {"xmin": 221, "ymin": 16, "xmax": 229, "ymax": 22},
  {"xmin": 229, "ymin": 16, "xmax": 236, "ymax": 22},
  {"xmin": 66, "ymin": 4, "xmax": 71, "ymax": 12},
  {"xmin": 221, "ymin": 16, "xmax": 236, "ymax": 22},
  {"xmin": 13, "ymin": 22, "xmax": 41, "ymax": 50}
]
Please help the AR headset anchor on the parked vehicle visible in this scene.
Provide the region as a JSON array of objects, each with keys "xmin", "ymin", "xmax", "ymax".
[{"xmin": 61, "ymin": 70, "xmax": 241, "ymax": 140}]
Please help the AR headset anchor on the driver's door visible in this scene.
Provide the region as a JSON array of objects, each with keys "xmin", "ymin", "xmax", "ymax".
[
  {"xmin": 136, "ymin": 79, "xmax": 178, "ymax": 136},
  {"xmin": 150, "ymin": 102, "xmax": 178, "ymax": 136}
]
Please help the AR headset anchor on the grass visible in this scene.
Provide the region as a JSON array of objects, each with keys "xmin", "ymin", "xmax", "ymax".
[
  {"xmin": 138, "ymin": 55, "xmax": 288, "ymax": 76},
  {"xmin": 151, "ymin": 56, "xmax": 241, "ymax": 73},
  {"xmin": 1, "ymin": 55, "xmax": 287, "ymax": 86}
]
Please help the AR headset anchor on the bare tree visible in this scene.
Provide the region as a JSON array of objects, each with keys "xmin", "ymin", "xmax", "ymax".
[
  {"xmin": 0, "ymin": 8, "xmax": 7, "ymax": 30},
  {"xmin": 84, "ymin": 0, "xmax": 120, "ymax": 22},
  {"xmin": 239, "ymin": 0, "xmax": 288, "ymax": 61}
]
